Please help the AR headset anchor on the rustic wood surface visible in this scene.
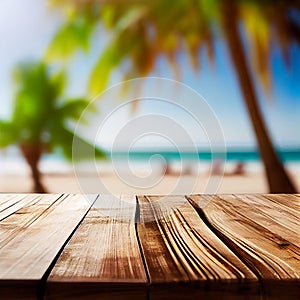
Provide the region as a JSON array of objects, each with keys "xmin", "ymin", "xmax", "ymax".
[
  {"xmin": 0, "ymin": 193, "xmax": 299, "ymax": 300},
  {"xmin": 46, "ymin": 195, "xmax": 147, "ymax": 300},
  {"xmin": 237, "ymin": 194, "xmax": 300, "ymax": 246},
  {"xmin": 137, "ymin": 195, "xmax": 259, "ymax": 300},
  {"xmin": 0, "ymin": 194, "xmax": 95, "ymax": 300},
  {"xmin": 188, "ymin": 194, "xmax": 300, "ymax": 300},
  {"xmin": 0, "ymin": 194, "xmax": 34, "ymax": 221}
]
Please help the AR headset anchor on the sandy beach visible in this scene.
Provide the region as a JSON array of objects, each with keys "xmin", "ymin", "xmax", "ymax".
[{"xmin": 1, "ymin": 169, "xmax": 299, "ymax": 194}]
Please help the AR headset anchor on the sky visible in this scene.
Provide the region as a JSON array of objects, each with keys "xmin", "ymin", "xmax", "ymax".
[{"xmin": 0, "ymin": 0, "xmax": 299, "ymax": 150}]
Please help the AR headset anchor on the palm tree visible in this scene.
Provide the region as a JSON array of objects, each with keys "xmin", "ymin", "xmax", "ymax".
[
  {"xmin": 219, "ymin": 1, "xmax": 298, "ymax": 192},
  {"xmin": 0, "ymin": 62, "xmax": 105, "ymax": 192},
  {"xmin": 47, "ymin": 0, "xmax": 299, "ymax": 193}
]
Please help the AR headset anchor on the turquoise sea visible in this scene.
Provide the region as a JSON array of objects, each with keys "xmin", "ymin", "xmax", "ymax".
[
  {"xmin": 1, "ymin": 147, "xmax": 299, "ymax": 175},
  {"xmin": 108, "ymin": 148, "xmax": 300, "ymax": 162}
]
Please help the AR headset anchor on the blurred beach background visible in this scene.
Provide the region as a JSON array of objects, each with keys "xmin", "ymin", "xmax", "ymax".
[
  {"xmin": 1, "ymin": 148, "xmax": 300, "ymax": 194},
  {"xmin": 0, "ymin": 0, "xmax": 299, "ymax": 194}
]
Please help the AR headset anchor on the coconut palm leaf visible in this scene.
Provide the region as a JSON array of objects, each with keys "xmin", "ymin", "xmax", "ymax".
[
  {"xmin": 56, "ymin": 98, "xmax": 94, "ymax": 122},
  {"xmin": 48, "ymin": 0, "xmax": 300, "ymax": 94},
  {"xmin": 89, "ymin": 37, "xmax": 126, "ymax": 95},
  {"xmin": 46, "ymin": 14, "xmax": 96, "ymax": 61},
  {"xmin": 0, "ymin": 121, "xmax": 18, "ymax": 147},
  {"xmin": 50, "ymin": 124, "xmax": 105, "ymax": 160}
]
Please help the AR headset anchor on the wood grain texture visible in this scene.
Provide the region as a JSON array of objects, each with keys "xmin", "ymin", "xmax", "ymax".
[
  {"xmin": 137, "ymin": 195, "xmax": 259, "ymax": 300},
  {"xmin": 46, "ymin": 195, "xmax": 147, "ymax": 300},
  {"xmin": 0, "ymin": 194, "xmax": 24, "ymax": 208},
  {"xmin": 265, "ymin": 194, "xmax": 300, "ymax": 216},
  {"xmin": 238, "ymin": 194, "xmax": 300, "ymax": 247},
  {"xmin": 1, "ymin": 194, "xmax": 299, "ymax": 300},
  {"xmin": 0, "ymin": 194, "xmax": 61, "ymax": 250},
  {"xmin": 188, "ymin": 194, "xmax": 300, "ymax": 300},
  {"xmin": 0, "ymin": 194, "xmax": 94, "ymax": 300},
  {"xmin": 0, "ymin": 194, "xmax": 32, "ymax": 221}
]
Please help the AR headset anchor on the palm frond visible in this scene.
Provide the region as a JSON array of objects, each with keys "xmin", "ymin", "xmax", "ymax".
[
  {"xmin": 50, "ymin": 124, "xmax": 106, "ymax": 160},
  {"xmin": 56, "ymin": 98, "xmax": 92, "ymax": 122},
  {"xmin": 0, "ymin": 121, "xmax": 18, "ymax": 147},
  {"xmin": 88, "ymin": 37, "xmax": 126, "ymax": 96},
  {"xmin": 46, "ymin": 15, "xmax": 95, "ymax": 61}
]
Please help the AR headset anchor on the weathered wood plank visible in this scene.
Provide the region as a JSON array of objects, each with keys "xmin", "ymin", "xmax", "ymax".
[
  {"xmin": 0, "ymin": 194, "xmax": 43, "ymax": 221},
  {"xmin": 264, "ymin": 194, "xmax": 300, "ymax": 216},
  {"xmin": 0, "ymin": 194, "xmax": 23, "ymax": 207},
  {"xmin": 1, "ymin": 193, "xmax": 298, "ymax": 300},
  {"xmin": 0, "ymin": 194, "xmax": 94, "ymax": 300},
  {"xmin": 237, "ymin": 194, "xmax": 300, "ymax": 247},
  {"xmin": 0, "ymin": 194, "xmax": 55, "ymax": 221},
  {"xmin": 0, "ymin": 194, "xmax": 62, "ymax": 245},
  {"xmin": 137, "ymin": 195, "xmax": 259, "ymax": 300},
  {"xmin": 46, "ymin": 195, "xmax": 147, "ymax": 300},
  {"xmin": 188, "ymin": 194, "xmax": 300, "ymax": 300}
]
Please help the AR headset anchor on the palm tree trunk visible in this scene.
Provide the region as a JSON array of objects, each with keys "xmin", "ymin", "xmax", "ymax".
[
  {"xmin": 221, "ymin": 1, "xmax": 296, "ymax": 193},
  {"xmin": 20, "ymin": 142, "xmax": 47, "ymax": 193}
]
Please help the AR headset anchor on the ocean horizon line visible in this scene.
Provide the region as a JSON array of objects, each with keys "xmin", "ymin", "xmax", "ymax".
[
  {"xmin": 1, "ymin": 146, "xmax": 300, "ymax": 162},
  {"xmin": 105, "ymin": 148, "xmax": 300, "ymax": 162}
]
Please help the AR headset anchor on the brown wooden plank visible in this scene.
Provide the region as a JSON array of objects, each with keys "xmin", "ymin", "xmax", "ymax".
[
  {"xmin": 46, "ymin": 195, "xmax": 147, "ymax": 300},
  {"xmin": 0, "ymin": 194, "xmax": 62, "ymax": 245},
  {"xmin": 0, "ymin": 194, "xmax": 27, "ymax": 213},
  {"xmin": 137, "ymin": 195, "xmax": 259, "ymax": 300},
  {"xmin": 0, "ymin": 194, "xmax": 23, "ymax": 207},
  {"xmin": 0, "ymin": 194, "xmax": 95, "ymax": 300},
  {"xmin": 264, "ymin": 194, "xmax": 300, "ymax": 215},
  {"xmin": 188, "ymin": 194, "xmax": 300, "ymax": 300},
  {"xmin": 0, "ymin": 194, "xmax": 43, "ymax": 221},
  {"xmin": 237, "ymin": 194, "xmax": 300, "ymax": 247}
]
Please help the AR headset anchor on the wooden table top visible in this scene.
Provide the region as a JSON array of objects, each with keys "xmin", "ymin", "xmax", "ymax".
[{"xmin": 0, "ymin": 194, "xmax": 299, "ymax": 300}]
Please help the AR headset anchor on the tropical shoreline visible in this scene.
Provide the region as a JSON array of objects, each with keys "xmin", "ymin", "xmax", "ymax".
[
  {"xmin": 1, "ymin": 148, "xmax": 299, "ymax": 194},
  {"xmin": 1, "ymin": 168, "xmax": 299, "ymax": 194}
]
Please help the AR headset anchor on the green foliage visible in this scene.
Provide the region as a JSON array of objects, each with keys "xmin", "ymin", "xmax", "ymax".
[
  {"xmin": 56, "ymin": 98, "xmax": 93, "ymax": 121},
  {"xmin": 89, "ymin": 37, "xmax": 127, "ymax": 95},
  {"xmin": 46, "ymin": 15, "xmax": 95, "ymax": 61},
  {"xmin": 0, "ymin": 61, "xmax": 105, "ymax": 161},
  {"xmin": 0, "ymin": 121, "xmax": 18, "ymax": 147},
  {"xmin": 50, "ymin": 124, "xmax": 105, "ymax": 160},
  {"xmin": 48, "ymin": 0, "xmax": 300, "ymax": 96}
]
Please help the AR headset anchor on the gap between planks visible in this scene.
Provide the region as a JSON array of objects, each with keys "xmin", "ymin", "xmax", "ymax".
[
  {"xmin": 46, "ymin": 194, "xmax": 262, "ymax": 299},
  {"xmin": 136, "ymin": 195, "xmax": 259, "ymax": 300},
  {"xmin": 39, "ymin": 193, "xmax": 300, "ymax": 300},
  {"xmin": 0, "ymin": 194, "xmax": 97, "ymax": 300},
  {"xmin": 187, "ymin": 194, "xmax": 300, "ymax": 300},
  {"xmin": 45, "ymin": 195, "xmax": 148, "ymax": 300},
  {"xmin": 1, "ymin": 194, "xmax": 299, "ymax": 300}
]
